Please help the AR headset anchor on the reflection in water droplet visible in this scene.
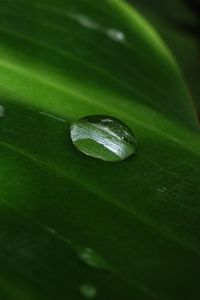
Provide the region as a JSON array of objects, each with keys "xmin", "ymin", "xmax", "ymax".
[
  {"xmin": 70, "ymin": 115, "xmax": 137, "ymax": 162},
  {"xmin": 79, "ymin": 283, "xmax": 97, "ymax": 299},
  {"xmin": 78, "ymin": 247, "xmax": 108, "ymax": 270},
  {"xmin": 0, "ymin": 105, "xmax": 5, "ymax": 118},
  {"xmin": 107, "ymin": 28, "xmax": 126, "ymax": 43}
]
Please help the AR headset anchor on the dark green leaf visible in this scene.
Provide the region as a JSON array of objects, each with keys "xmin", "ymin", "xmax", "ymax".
[{"xmin": 0, "ymin": 0, "xmax": 200, "ymax": 299}]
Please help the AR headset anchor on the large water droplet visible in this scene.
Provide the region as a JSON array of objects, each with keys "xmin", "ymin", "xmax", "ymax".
[
  {"xmin": 0, "ymin": 105, "xmax": 5, "ymax": 118},
  {"xmin": 79, "ymin": 283, "xmax": 97, "ymax": 299},
  {"xmin": 70, "ymin": 115, "xmax": 137, "ymax": 162}
]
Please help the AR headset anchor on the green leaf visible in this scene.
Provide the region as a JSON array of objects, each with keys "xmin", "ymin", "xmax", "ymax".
[
  {"xmin": 129, "ymin": 0, "xmax": 200, "ymax": 113},
  {"xmin": 0, "ymin": 0, "xmax": 200, "ymax": 299}
]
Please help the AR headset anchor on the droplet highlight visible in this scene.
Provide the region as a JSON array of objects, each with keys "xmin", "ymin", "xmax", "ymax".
[
  {"xmin": 79, "ymin": 283, "xmax": 97, "ymax": 299},
  {"xmin": 70, "ymin": 115, "xmax": 137, "ymax": 162}
]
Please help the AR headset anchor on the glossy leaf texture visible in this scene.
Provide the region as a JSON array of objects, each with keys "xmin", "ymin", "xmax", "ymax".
[{"xmin": 0, "ymin": 0, "xmax": 200, "ymax": 299}]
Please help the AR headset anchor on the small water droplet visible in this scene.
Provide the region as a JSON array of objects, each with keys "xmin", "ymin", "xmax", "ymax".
[
  {"xmin": 70, "ymin": 115, "xmax": 137, "ymax": 162},
  {"xmin": 68, "ymin": 13, "xmax": 100, "ymax": 30},
  {"xmin": 77, "ymin": 247, "xmax": 108, "ymax": 269},
  {"xmin": 157, "ymin": 187, "xmax": 168, "ymax": 193},
  {"xmin": 0, "ymin": 105, "xmax": 5, "ymax": 118},
  {"xmin": 107, "ymin": 28, "xmax": 126, "ymax": 43},
  {"xmin": 79, "ymin": 283, "xmax": 97, "ymax": 299}
]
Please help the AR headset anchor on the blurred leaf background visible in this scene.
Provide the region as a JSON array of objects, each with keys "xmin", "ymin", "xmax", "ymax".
[{"xmin": 128, "ymin": 0, "xmax": 200, "ymax": 114}]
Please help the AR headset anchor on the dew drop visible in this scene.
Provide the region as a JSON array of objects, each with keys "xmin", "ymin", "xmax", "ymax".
[
  {"xmin": 68, "ymin": 13, "xmax": 100, "ymax": 30},
  {"xmin": 107, "ymin": 28, "xmax": 126, "ymax": 43},
  {"xmin": 0, "ymin": 105, "xmax": 5, "ymax": 118},
  {"xmin": 79, "ymin": 283, "xmax": 97, "ymax": 299},
  {"xmin": 70, "ymin": 115, "xmax": 137, "ymax": 162},
  {"xmin": 157, "ymin": 186, "xmax": 168, "ymax": 193},
  {"xmin": 77, "ymin": 247, "xmax": 108, "ymax": 269}
]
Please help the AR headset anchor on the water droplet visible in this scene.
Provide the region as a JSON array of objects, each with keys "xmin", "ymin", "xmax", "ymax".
[
  {"xmin": 106, "ymin": 28, "xmax": 126, "ymax": 43},
  {"xmin": 77, "ymin": 247, "xmax": 108, "ymax": 269},
  {"xmin": 0, "ymin": 105, "xmax": 5, "ymax": 117},
  {"xmin": 70, "ymin": 115, "xmax": 137, "ymax": 162},
  {"xmin": 79, "ymin": 283, "xmax": 97, "ymax": 299},
  {"xmin": 68, "ymin": 13, "xmax": 100, "ymax": 30}
]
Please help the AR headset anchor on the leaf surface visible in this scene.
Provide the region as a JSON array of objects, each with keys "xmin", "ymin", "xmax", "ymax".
[{"xmin": 0, "ymin": 0, "xmax": 200, "ymax": 299}]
